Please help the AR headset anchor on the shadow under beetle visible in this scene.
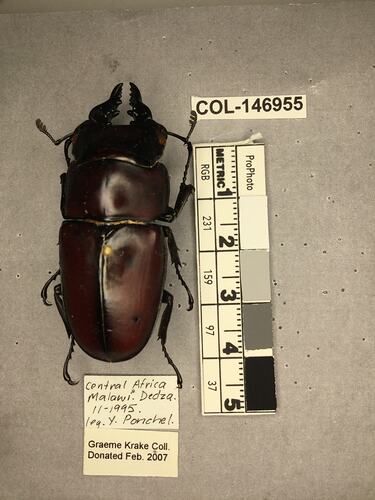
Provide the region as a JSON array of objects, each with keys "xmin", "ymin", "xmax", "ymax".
[{"xmin": 36, "ymin": 83, "xmax": 197, "ymax": 387}]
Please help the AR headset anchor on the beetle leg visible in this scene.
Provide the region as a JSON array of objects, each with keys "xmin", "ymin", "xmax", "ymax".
[
  {"xmin": 173, "ymin": 182, "xmax": 195, "ymax": 219},
  {"xmin": 158, "ymin": 290, "xmax": 183, "ymax": 389},
  {"xmin": 164, "ymin": 227, "xmax": 193, "ymax": 311},
  {"xmin": 54, "ymin": 283, "xmax": 79, "ymax": 385},
  {"xmin": 54, "ymin": 283, "xmax": 73, "ymax": 339},
  {"xmin": 41, "ymin": 269, "xmax": 60, "ymax": 306},
  {"xmin": 63, "ymin": 337, "xmax": 79, "ymax": 386},
  {"xmin": 63, "ymin": 137, "xmax": 72, "ymax": 168},
  {"xmin": 174, "ymin": 141, "xmax": 195, "ymax": 216},
  {"xmin": 162, "ymin": 112, "xmax": 197, "ymax": 223},
  {"xmin": 159, "ymin": 141, "xmax": 194, "ymax": 223}
]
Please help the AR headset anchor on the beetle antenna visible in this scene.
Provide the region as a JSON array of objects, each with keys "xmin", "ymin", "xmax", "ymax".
[
  {"xmin": 36, "ymin": 119, "xmax": 72, "ymax": 145},
  {"xmin": 186, "ymin": 110, "xmax": 197, "ymax": 143},
  {"xmin": 166, "ymin": 110, "xmax": 197, "ymax": 145},
  {"xmin": 166, "ymin": 112, "xmax": 196, "ymax": 187},
  {"xmin": 63, "ymin": 337, "xmax": 79, "ymax": 385}
]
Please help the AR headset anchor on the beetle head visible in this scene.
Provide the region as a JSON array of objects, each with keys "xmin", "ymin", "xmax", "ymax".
[{"xmin": 127, "ymin": 82, "xmax": 168, "ymax": 155}]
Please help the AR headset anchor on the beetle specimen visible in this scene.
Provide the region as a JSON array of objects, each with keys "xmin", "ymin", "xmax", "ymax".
[{"xmin": 36, "ymin": 83, "xmax": 196, "ymax": 387}]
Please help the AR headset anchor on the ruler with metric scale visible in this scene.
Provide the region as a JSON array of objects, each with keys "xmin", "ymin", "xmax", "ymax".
[{"xmin": 193, "ymin": 138, "xmax": 277, "ymax": 415}]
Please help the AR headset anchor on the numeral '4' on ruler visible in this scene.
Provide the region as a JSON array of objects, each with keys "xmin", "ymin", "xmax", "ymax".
[{"xmin": 193, "ymin": 138, "xmax": 277, "ymax": 415}]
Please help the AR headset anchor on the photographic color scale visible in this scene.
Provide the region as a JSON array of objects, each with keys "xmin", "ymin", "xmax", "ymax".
[{"xmin": 194, "ymin": 139, "xmax": 276, "ymax": 414}]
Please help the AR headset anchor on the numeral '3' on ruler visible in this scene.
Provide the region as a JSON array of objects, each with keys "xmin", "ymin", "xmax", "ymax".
[{"xmin": 193, "ymin": 138, "xmax": 277, "ymax": 415}]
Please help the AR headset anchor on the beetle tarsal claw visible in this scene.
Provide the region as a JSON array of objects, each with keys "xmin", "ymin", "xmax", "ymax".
[
  {"xmin": 42, "ymin": 297, "xmax": 53, "ymax": 307},
  {"xmin": 41, "ymin": 269, "xmax": 61, "ymax": 306},
  {"xmin": 160, "ymin": 343, "xmax": 183, "ymax": 389},
  {"xmin": 186, "ymin": 293, "xmax": 194, "ymax": 311},
  {"xmin": 65, "ymin": 374, "xmax": 79, "ymax": 386}
]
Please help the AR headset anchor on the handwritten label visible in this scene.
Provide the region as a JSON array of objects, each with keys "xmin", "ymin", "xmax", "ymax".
[
  {"xmin": 192, "ymin": 95, "xmax": 307, "ymax": 120},
  {"xmin": 83, "ymin": 428, "xmax": 178, "ymax": 477},
  {"xmin": 84, "ymin": 375, "xmax": 179, "ymax": 430}
]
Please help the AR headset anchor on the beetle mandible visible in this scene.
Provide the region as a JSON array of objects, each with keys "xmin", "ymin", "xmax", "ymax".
[{"xmin": 36, "ymin": 83, "xmax": 197, "ymax": 387}]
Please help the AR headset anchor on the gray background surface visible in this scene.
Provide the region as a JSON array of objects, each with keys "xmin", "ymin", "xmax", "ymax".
[
  {"xmin": 0, "ymin": 0, "xmax": 347, "ymax": 14},
  {"xmin": 1, "ymin": 2, "xmax": 374, "ymax": 499}
]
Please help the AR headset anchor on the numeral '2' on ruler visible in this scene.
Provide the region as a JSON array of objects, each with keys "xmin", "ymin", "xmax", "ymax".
[{"xmin": 193, "ymin": 138, "xmax": 277, "ymax": 415}]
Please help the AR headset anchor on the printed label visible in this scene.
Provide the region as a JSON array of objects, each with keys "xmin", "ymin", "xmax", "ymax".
[
  {"xmin": 236, "ymin": 144, "xmax": 266, "ymax": 197},
  {"xmin": 83, "ymin": 428, "xmax": 178, "ymax": 477},
  {"xmin": 192, "ymin": 95, "xmax": 306, "ymax": 120}
]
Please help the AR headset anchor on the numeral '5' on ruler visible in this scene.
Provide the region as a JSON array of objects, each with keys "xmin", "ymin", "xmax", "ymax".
[{"xmin": 193, "ymin": 138, "xmax": 277, "ymax": 415}]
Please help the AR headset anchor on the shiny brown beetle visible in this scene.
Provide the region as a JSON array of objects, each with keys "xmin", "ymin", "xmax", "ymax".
[{"xmin": 36, "ymin": 83, "xmax": 196, "ymax": 387}]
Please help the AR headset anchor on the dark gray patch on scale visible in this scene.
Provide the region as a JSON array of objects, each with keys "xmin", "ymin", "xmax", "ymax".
[{"xmin": 242, "ymin": 303, "xmax": 273, "ymax": 351}]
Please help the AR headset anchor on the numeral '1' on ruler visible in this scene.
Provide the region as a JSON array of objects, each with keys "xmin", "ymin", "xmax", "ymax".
[{"xmin": 193, "ymin": 138, "xmax": 277, "ymax": 415}]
